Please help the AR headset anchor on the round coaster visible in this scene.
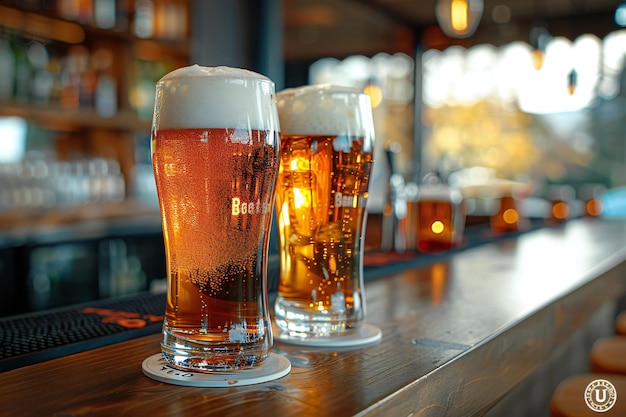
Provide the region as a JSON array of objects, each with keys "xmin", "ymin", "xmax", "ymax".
[
  {"xmin": 142, "ymin": 353, "xmax": 291, "ymax": 387},
  {"xmin": 274, "ymin": 323, "xmax": 382, "ymax": 348}
]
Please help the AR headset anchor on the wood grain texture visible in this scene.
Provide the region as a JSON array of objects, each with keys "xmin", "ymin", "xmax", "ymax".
[{"xmin": 1, "ymin": 219, "xmax": 626, "ymax": 417}]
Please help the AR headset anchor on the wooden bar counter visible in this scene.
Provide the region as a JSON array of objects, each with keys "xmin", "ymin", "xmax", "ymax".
[{"xmin": 2, "ymin": 219, "xmax": 626, "ymax": 416}]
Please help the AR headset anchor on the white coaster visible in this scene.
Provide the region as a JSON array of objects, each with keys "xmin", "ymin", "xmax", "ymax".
[
  {"xmin": 142, "ymin": 353, "xmax": 291, "ymax": 387},
  {"xmin": 274, "ymin": 323, "xmax": 382, "ymax": 348}
]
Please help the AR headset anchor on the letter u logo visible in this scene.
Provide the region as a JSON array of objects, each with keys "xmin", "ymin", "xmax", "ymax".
[{"xmin": 594, "ymin": 388, "xmax": 607, "ymax": 403}]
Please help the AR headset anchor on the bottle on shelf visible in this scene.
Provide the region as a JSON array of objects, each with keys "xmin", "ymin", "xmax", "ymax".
[
  {"xmin": 133, "ymin": 0, "xmax": 155, "ymax": 39},
  {"xmin": 155, "ymin": 0, "xmax": 187, "ymax": 41},
  {"xmin": 94, "ymin": 0, "xmax": 117, "ymax": 29},
  {"xmin": 12, "ymin": 38, "xmax": 32, "ymax": 103},
  {"xmin": 28, "ymin": 41, "xmax": 54, "ymax": 104},
  {"xmin": 0, "ymin": 35, "xmax": 15, "ymax": 100},
  {"xmin": 93, "ymin": 48, "xmax": 118, "ymax": 117},
  {"xmin": 58, "ymin": 0, "xmax": 93, "ymax": 24}
]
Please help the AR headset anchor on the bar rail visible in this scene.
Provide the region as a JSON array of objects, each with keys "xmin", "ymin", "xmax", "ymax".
[{"xmin": 1, "ymin": 218, "xmax": 625, "ymax": 416}]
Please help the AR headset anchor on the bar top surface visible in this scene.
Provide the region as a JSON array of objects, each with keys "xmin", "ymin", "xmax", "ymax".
[{"xmin": 1, "ymin": 218, "xmax": 625, "ymax": 416}]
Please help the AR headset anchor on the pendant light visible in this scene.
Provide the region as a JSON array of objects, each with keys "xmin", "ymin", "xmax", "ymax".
[{"xmin": 435, "ymin": 0, "xmax": 484, "ymax": 39}]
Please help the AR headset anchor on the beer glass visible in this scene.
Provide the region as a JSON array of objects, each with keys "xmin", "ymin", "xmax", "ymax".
[
  {"xmin": 274, "ymin": 85, "xmax": 374, "ymax": 338},
  {"xmin": 414, "ymin": 184, "xmax": 464, "ymax": 253},
  {"xmin": 547, "ymin": 184, "xmax": 575, "ymax": 223},
  {"xmin": 151, "ymin": 65, "xmax": 280, "ymax": 371},
  {"xmin": 490, "ymin": 190, "xmax": 529, "ymax": 234},
  {"xmin": 579, "ymin": 183, "xmax": 605, "ymax": 217},
  {"xmin": 490, "ymin": 195, "xmax": 522, "ymax": 233}
]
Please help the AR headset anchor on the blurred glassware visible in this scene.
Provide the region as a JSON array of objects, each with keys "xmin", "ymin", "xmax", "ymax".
[
  {"xmin": 579, "ymin": 183, "xmax": 606, "ymax": 217},
  {"xmin": 380, "ymin": 142, "xmax": 408, "ymax": 253},
  {"xmin": 489, "ymin": 192, "xmax": 529, "ymax": 234},
  {"xmin": 547, "ymin": 184, "xmax": 576, "ymax": 223},
  {"xmin": 0, "ymin": 153, "xmax": 125, "ymax": 214},
  {"xmin": 404, "ymin": 182, "xmax": 419, "ymax": 251},
  {"xmin": 449, "ymin": 166, "xmax": 532, "ymax": 233},
  {"xmin": 412, "ymin": 181, "xmax": 465, "ymax": 253}
]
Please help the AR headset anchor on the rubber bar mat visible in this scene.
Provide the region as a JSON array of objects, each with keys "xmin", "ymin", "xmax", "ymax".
[{"xmin": 0, "ymin": 292, "xmax": 165, "ymax": 373}]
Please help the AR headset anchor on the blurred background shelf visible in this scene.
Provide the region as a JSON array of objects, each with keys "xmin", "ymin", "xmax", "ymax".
[{"xmin": 0, "ymin": 101, "xmax": 151, "ymax": 131}]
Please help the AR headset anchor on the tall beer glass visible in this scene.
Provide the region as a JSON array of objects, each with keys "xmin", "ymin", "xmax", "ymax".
[
  {"xmin": 151, "ymin": 65, "xmax": 280, "ymax": 371},
  {"xmin": 274, "ymin": 85, "xmax": 374, "ymax": 337}
]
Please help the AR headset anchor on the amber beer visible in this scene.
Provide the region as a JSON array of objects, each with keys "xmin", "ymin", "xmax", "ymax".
[
  {"xmin": 414, "ymin": 185, "xmax": 464, "ymax": 253},
  {"xmin": 490, "ymin": 195, "xmax": 529, "ymax": 234},
  {"xmin": 151, "ymin": 65, "xmax": 280, "ymax": 371},
  {"xmin": 274, "ymin": 85, "xmax": 374, "ymax": 337},
  {"xmin": 547, "ymin": 185, "xmax": 575, "ymax": 223}
]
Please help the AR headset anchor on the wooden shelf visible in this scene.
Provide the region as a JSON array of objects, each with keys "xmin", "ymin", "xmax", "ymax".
[
  {"xmin": 0, "ymin": 101, "xmax": 151, "ymax": 132},
  {"xmin": 0, "ymin": 2, "xmax": 189, "ymax": 50}
]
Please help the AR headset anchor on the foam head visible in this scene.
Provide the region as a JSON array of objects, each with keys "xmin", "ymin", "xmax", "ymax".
[
  {"xmin": 153, "ymin": 65, "xmax": 279, "ymax": 132},
  {"xmin": 276, "ymin": 85, "xmax": 374, "ymax": 148}
]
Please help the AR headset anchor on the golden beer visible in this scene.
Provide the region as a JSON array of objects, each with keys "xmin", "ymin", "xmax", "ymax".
[
  {"xmin": 580, "ymin": 183, "xmax": 605, "ymax": 217},
  {"xmin": 490, "ymin": 195, "xmax": 528, "ymax": 234},
  {"xmin": 547, "ymin": 185, "xmax": 575, "ymax": 223},
  {"xmin": 274, "ymin": 85, "xmax": 374, "ymax": 337},
  {"xmin": 414, "ymin": 185, "xmax": 464, "ymax": 253},
  {"xmin": 151, "ymin": 65, "xmax": 279, "ymax": 371}
]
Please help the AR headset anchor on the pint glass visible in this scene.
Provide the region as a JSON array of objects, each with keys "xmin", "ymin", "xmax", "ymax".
[
  {"xmin": 490, "ymin": 194, "xmax": 529, "ymax": 234},
  {"xmin": 274, "ymin": 85, "xmax": 374, "ymax": 337},
  {"xmin": 151, "ymin": 65, "xmax": 280, "ymax": 371},
  {"xmin": 547, "ymin": 184, "xmax": 575, "ymax": 223},
  {"xmin": 414, "ymin": 184, "xmax": 464, "ymax": 253}
]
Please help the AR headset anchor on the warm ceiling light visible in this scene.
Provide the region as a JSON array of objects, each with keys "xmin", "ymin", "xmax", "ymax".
[{"xmin": 435, "ymin": 0, "xmax": 484, "ymax": 39}]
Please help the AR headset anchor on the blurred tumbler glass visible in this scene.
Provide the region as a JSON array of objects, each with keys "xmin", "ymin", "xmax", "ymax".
[
  {"xmin": 274, "ymin": 85, "xmax": 374, "ymax": 337},
  {"xmin": 580, "ymin": 183, "xmax": 605, "ymax": 217},
  {"xmin": 415, "ymin": 184, "xmax": 464, "ymax": 253},
  {"xmin": 547, "ymin": 185, "xmax": 575, "ymax": 223},
  {"xmin": 490, "ymin": 193, "xmax": 528, "ymax": 234},
  {"xmin": 151, "ymin": 65, "xmax": 280, "ymax": 371}
]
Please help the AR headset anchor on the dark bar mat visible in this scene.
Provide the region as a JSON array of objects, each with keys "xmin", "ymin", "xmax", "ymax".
[{"xmin": 0, "ymin": 292, "xmax": 166, "ymax": 373}]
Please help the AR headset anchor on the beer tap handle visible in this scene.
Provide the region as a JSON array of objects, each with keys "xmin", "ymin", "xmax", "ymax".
[{"xmin": 381, "ymin": 143, "xmax": 407, "ymax": 253}]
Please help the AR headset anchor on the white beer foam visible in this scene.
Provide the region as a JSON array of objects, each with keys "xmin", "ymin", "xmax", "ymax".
[
  {"xmin": 276, "ymin": 84, "xmax": 374, "ymax": 138},
  {"xmin": 153, "ymin": 65, "xmax": 279, "ymax": 131}
]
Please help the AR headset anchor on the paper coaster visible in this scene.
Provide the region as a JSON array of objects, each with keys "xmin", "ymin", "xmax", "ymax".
[
  {"xmin": 142, "ymin": 353, "xmax": 291, "ymax": 387},
  {"xmin": 274, "ymin": 323, "xmax": 382, "ymax": 348}
]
